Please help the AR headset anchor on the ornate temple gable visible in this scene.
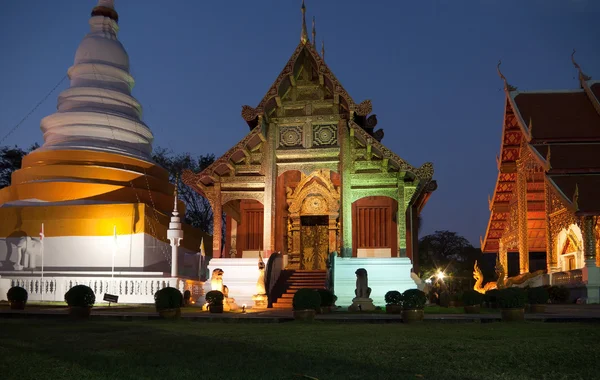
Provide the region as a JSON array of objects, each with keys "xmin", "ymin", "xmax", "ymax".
[
  {"xmin": 286, "ymin": 169, "xmax": 340, "ymax": 215},
  {"xmin": 182, "ymin": 122, "xmax": 268, "ymax": 201},
  {"xmin": 348, "ymin": 120, "xmax": 433, "ymax": 182}
]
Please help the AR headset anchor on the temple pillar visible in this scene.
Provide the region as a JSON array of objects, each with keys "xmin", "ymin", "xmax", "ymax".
[
  {"xmin": 498, "ymin": 240, "xmax": 508, "ymax": 280},
  {"xmin": 211, "ymin": 183, "xmax": 222, "ymax": 258},
  {"xmin": 397, "ymin": 183, "xmax": 406, "ymax": 257},
  {"xmin": 516, "ymin": 159, "xmax": 529, "ymax": 274},
  {"xmin": 582, "ymin": 216, "xmax": 600, "ymax": 304},
  {"xmin": 230, "ymin": 218, "xmax": 238, "ymax": 257},
  {"xmin": 262, "ymin": 120, "xmax": 276, "ymax": 256},
  {"xmin": 544, "ymin": 182, "xmax": 558, "ymax": 272},
  {"xmin": 339, "ymin": 118, "xmax": 353, "ymax": 257}
]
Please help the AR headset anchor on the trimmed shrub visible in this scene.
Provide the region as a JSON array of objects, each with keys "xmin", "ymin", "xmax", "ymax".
[
  {"xmin": 402, "ymin": 289, "xmax": 427, "ymax": 310},
  {"xmin": 65, "ymin": 285, "xmax": 96, "ymax": 307},
  {"xmin": 385, "ymin": 290, "xmax": 402, "ymax": 305},
  {"xmin": 154, "ymin": 287, "xmax": 183, "ymax": 310},
  {"xmin": 316, "ymin": 289, "xmax": 335, "ymax": 307},
  {"xmin": 462, "ymin": 289, "xmax": 484, "ymax": 306},
  {"xmin": 292, "ymin": 288, "xmax": 321, "ymax": 311},
  {"xmin": 7, "ymin": 286, "xmax": 28, "ymax": 303},
  {"xmin": 205, "ymin": 290, "xmax": 224, "ymax": 306},
  {"xmin": 497, "ymin": 287, "xmax": 526, "ymax": 309},
  {"xmin": 484, "ymin": 289, "xmax": 500, "ymax": 306},
  {"xmin": 183, "ymin": 290, "xmax": 191, "ymax": 305},
  {"xmin": 547, "ymin": 286, "xmax": 570, "ymax": 304},
  {"xmin": 439, "ymin": 291, "xmax": 451, "ymax": 307},
  {"xmin": 527, "ymin": 286, "xmax": 549, "ymax": 305}
]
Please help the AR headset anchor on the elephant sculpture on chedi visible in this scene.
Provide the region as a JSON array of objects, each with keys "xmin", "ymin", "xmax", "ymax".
[{"xmin": 2, "ymin": 235, "xmax": 42, "ymax": 271}]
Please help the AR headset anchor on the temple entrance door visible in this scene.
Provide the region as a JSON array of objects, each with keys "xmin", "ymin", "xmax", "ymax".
[{"xmin": 300, "ymin": 216, "xmax": 329, "ymax": 270}]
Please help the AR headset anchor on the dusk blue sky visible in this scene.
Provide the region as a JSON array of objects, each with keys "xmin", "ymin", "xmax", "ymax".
[{"xmin": 1, "ymin": 1, "xmax": 598, "ymax": 246}]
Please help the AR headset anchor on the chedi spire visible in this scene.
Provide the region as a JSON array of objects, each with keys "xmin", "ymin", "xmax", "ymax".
[
  {"xmin": 37, "ymin": 0, "xmax": 154, "ymax": 161},
  {"xmin": 300, "ymin": 0, "xmax": 308, "ymax": 44}
]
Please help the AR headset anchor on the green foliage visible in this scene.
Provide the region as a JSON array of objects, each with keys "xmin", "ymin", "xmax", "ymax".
[
  {"xmin": 462, "ymin": 289, "xmax": 483, "ymax": 306},
  {"xmin": 439, "ymin": 291, "xmax": 451, "ymax": 307},
  {"xmin": 385, "ymin": 290, "xmax": 402, "ymax": 305},
  {"xmin": 65, "ymin": 285, "xmax": 96, "ymax": 307},
  {"xmin": 0, "ymin": 143, "xmax": 39, "ymax": 189},
  {"xmin": 292, "ymin": 288, "xmax": 321, "ymax": 311},
  {"xmin": 154, "ymin": 287, "xmax": 183, "ymax": 310},
  {"xmin": 402, "ymin": 289, "xmax": 427, "ymax": 310},
  {"xmin": 7, "ymin": 286, "xmax": 28, "ymax": 302},
  {"xmin": 205, "ymin": 290, "xmax": 224, "ymax": 306},
  {"xmin": 316, "ymin": 289, "xmax": 335, "ymax": 307},
  {"xmin": 484, "ymin": 289, "xmax": 500, "ymax": 305},
  {"xmin": 152, "ymin": 148, "xmax": 216, "ymax": 234},
  {"xmin": 547, "ymin": 286, "xmax": 570, "ymax": 304},
  {"xmin": 527, "ymin": 286, "xmax": 549, "ymax": 305},
  {"xmin": 497, "ymin": 287, "xmax": 526, "ymax": 309}
]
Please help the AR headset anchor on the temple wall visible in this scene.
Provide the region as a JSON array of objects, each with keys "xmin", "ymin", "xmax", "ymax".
[{"xmin": 333, "ymin": 257, "xmax": 415, "ymax": 307}]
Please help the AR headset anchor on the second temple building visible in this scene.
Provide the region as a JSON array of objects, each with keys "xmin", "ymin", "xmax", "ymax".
[{"xmin": 183, "ymin": 5, "xmax": 436, "ymax": 306}]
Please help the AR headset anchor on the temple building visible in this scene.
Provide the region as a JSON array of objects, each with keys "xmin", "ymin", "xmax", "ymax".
[
  {"xmin": 481, "ymin": 56, "xmax": 600, "ymax": 303},
  {"xmin": 0, "ymin": 0, "xmax": 206, "ymax": 302},
  {"xmin": 183, "ymin": 2, "xmax": 436, "ymax": 307}
]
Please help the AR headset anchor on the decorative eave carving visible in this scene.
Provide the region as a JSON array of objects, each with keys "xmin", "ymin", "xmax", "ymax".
[{"xmin": 348, "ymin": 120, "xmax": 434, "ymax": 182}]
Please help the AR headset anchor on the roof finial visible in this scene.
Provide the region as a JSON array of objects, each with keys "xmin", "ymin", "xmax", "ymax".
[
  {"xmin": 571, "ymin": 49, "xmax": 592, "ymax": 84},
  {"xmin": 572, "ymin": 183, "xmax": 579, "ymax": 211},
  {"xmin": 312, "ymin": 16, "xmax": 316, "ymax": 48},
  {"xmin": 321, "ymin": 39, "xmax": 325, "ymax": 61},
  {"xmin": 545, "ymin": 145, "xmax": 552, "ymax": 169},
  {"xmin": 528, "ymin": 117, "xmax": 533, "ymax": 135},
  {"xmin": 92, "ymin": 0, "xmax": 118, "ymax": 22},
  {"xmin": 497, "ymin": 60, "xmax": 517, "ymax": 92},
  {"xmin": 173, "ymin": 174, "xmax": 179, "ymax": 215},
  {"xmin": 300, "ymin": 0, "xmax": 309, "ymax": 44}
]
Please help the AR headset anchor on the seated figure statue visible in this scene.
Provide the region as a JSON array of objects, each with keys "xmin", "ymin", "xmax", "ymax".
[
  {"xmin": 349, "ymin": 268, "xmax": 375, "ymax": 311},
  {"xmin": 354, "ymin": 268, "xmax": 372, "ymax": 298}
]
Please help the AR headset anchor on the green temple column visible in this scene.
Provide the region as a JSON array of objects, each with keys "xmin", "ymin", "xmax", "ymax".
[
  {"xmin": 338, "ymin": 117, "xmax": 353, "ymax": 258},
  {"xmin": 262, "ymin": 119, "xmax": 276, "ymax": 256},
  {"xmin": 397, "ymin": 183, "xmax": 406, "ymax": 257},
  {"xmin": 582, "ymin": 216, "xmax": 600, "ymax": 304}
]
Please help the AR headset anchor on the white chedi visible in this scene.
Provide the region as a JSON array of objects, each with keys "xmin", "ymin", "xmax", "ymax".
[{"xmin": 37, "ymin": 0, "xmax": 154, "ymax": 161}]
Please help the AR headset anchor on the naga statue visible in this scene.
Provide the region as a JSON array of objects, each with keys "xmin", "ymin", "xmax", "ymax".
[{"xmin": 473, "ymin": 255, "xmax": 546, "ymax": 294}]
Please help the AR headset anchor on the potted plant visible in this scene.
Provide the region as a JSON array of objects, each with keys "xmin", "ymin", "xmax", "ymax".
[
  {"xmin": 7, "ymin": 286, "xmax": 28, "ymax": 310},
  {"xmin": 385, "ymin": 290, "xmax": 402, "ymax": 314},
  {"xmin": 64, "ymin": 285, "xmax": 96, "ymax": 319},
  {"xmin": 548, "ymin": 285, "xmax": 570, "ymax": 304},
  {"xmin": 154, "ymin": 287, "xmax": 184, "ymax": 318},
  {"xmin": 462, "ymin": 289, "xmax": 483, "ymax": 314},
  {"xmin": 401, "ymin": 289, "xmax": 427, "ymax": 323},
  {"xmin": 316, "ymin": 289, "xmax": 335, "ymax": 313},
  {"xmin": 497, "ymin": 287, "xmax": 526, "ymax": 322},
  {"xmin": 292, "ymin": 288, "xmax": 321, "ymax": 321},
  {"xmin": 484, "ymin": 289, "xmax": 500, "ymax": 309},
  {"xmin": 527, "ymin": 286, "xmax": 549, "ymax": 313},
  {"xmin": 205, "ymin": 290, "xmax": 224, "ymax": 313}
]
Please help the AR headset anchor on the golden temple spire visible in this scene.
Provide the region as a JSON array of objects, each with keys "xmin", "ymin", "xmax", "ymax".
[
  {"xmin": 321, "ymin": 39, "xmax": 325, "ymax": 61},
  {"xmin": 497, "ymin": 60, "xmax": 517, "ymax": 92},
  {"xmin": 301, "ymin": 0, "xmax": 309, "ymax": 44},
  {"xmin": 571, "ymin": 49, "xmax": 592, "ymax": 84},
  {"xmin": 313, "ymin": 16, "xmax": 317, "ymax": 50}
]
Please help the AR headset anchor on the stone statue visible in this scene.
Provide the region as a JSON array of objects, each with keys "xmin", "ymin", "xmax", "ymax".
[
  {"xmin": 349, "ymin": 268, "xmax": 375, "ymax": 311},
  {"xmin": 5, "ymin": 236, "xmax": 41, "ymax": 271},
  {"xmin": 252, "ymin": 253, "xmax": 268, "ymax": 308},
  {"xmin": 207, "ymin": 268, "xmax": 238, "ymax": 311},
  {"xmin": 354, "ymin": 268, "xmax": 372, "ymax": 298}
]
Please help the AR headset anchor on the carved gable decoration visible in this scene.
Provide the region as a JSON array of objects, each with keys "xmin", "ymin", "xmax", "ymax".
[
  {"xmin": 287, "ymin": 169, "xmax": 340, "ymax": 216},
  {"xmin": 280, "ymin": 126, "xmax": 303, "ymax": 148},
  {"xmin": 313, "ymin": 124, "xmax": 337, "ymax": 147}
]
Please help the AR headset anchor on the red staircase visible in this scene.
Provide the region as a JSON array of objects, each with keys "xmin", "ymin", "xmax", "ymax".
[{"xmin": 271, "ymin": 270, "xmax": 327, "ymax": 309}]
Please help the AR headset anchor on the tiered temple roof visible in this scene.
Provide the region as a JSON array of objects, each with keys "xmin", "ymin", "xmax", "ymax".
[{"xmin": 482, "ymin": 54, "xmax": 600, "ymax": 253}]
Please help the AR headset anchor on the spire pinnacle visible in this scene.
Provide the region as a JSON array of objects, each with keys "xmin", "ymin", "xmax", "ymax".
[
  {"xmin": 92, "ymin": 0, "xmax": 118, "ymax": 23},
  {"xmin": 172, "ymin": 175, "xmax": 179, "ymax": 216},
  {"xmin": 321, "ymin": 39, "xmax": 325, "ymax": 61},
  {"xmin": 300, "ymin": 0, "xmax": 309, "ymax": 44},
  {"xmin": 571, "ymin": 49, "xmax": 592, "ymax": 84},
  {"xmin": 312, "ymin": 16, "xmax": 316, "ymax": 48},
  {"xmin": 497, "ymin": 60, "xmax": 517, "ymax": 92}
]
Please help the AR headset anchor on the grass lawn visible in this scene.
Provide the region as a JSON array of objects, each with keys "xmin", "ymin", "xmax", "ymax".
[{"xmin": 0, "ymin": 319, "xmax": 597, "ymax": 380}]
